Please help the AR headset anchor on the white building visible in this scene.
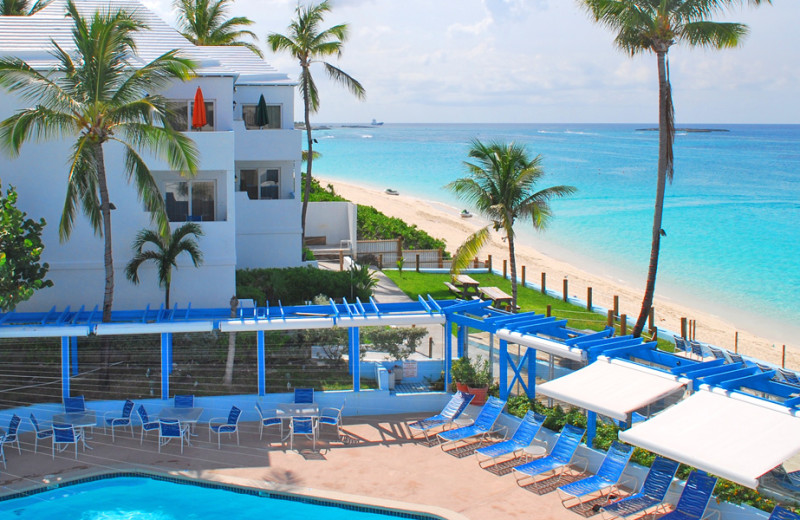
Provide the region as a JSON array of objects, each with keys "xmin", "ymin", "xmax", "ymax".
[{"xmin": 0, "ymin": 0, "xmax": 305, "ymax": 311}]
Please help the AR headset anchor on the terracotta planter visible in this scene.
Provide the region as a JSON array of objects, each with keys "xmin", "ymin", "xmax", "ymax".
[
  {"xmin": 455, "ymin": 382, "xmax": 470, "ymax": 393},
  {"xmin": 467, "ymin": 386, "xmax": 489, "ymax": 406}
]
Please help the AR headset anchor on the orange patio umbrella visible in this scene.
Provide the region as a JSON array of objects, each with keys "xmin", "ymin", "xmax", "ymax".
[{"xmin": 192, "ymin": 87, "xmax": 207, "ymax": 129}]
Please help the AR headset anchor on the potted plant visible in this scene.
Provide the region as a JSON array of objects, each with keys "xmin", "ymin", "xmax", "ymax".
[{"xmin": 451, "ymin": 355, "xmax": 492, "ymax": 405}]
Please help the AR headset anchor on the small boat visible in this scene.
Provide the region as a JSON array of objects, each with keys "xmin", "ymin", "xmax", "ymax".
[
  {"xmin": 385, "ymin": 189, "xmax": 399, "ymax": 196},
  {"xmin": 461, "ymin": 209, "xmax": 473, "ymax": 218},
  {"xmin": 371, "ymin": 119, "xmax": 384, "ymax": 126}
]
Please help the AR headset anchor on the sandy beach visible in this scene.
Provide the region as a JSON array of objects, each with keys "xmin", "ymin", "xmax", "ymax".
[{"xmin": 318, "ymin": 176, "xmax": 799, "ymax": 371}]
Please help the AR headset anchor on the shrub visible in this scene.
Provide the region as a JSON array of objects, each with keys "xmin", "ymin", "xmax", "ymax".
[{"xmin": 236, "ymin": 265, "xmax": 377, "ymax": 305}]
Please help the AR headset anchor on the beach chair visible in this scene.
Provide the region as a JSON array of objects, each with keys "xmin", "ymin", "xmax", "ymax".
[
  {"xmin": 437, "ymin": 396, "xmax": 506, "ymax": 452},
  {"xmin": 688, "ymin": 341, "xmax": 706, "ymax": 358},
  {"xmin": 728, "ymin": 352, "xmax": 744, "ymax": 364},
  {"xmin": 673, "ymin": 336, "xmax": 688, "ymax": 353},
  {"xmin": 600, "ymin": 456, "xmax": 680, "ymax": 519},
  {"xmin": 174, "ymin": 394, "xmax": 195, "ymax": 408},
  {"xmin": 408, "ymin": 391, "xmax": 474, "ymax": 442},
  {"xmin": 513, "ymin": 424, "xmax": 586, "ymax": 491},
  {"xmin": 52, "ymin": 424, "xmax": 84, "ymax": 459},
  {"xmin": 63, "ymin": 395, "xmax": 86, "ymax": 413},
  {"xmin": 778, "ymin": 369, "xmax": 800, "ymax": 387},
  {"xmin": 707, "ymin": 346, "xmax": 727, "ymax": 361},
  {"xmin": 136, "ymin": 405, "xmax": 160, "ymax": 445},
  {"xmin": 30, "ymin": 413, "xmax": 54, "ymax": 454},
  {"xmin": 475, "ymin": 410, "xmax": 545, "ymax": 468},
  {"xmin": 319, "ymin": 400, "xmax": 346, "ymax": 439},
  {"xmin": 208, "ymin": 405, "xmax": 242, "ymax": 449},
  {"xmin": 104, "ymin": 399, "xmax": 134, "ymax": 441},
  {"xmin": 769, "ymin": 506, "xmax": 800, "ymax": 520},
  {"xmin": 1, "ymin": 414, "xmax": 21, "ymax": 456},
  {"xmin": 658, "ymin": 471, "xmax": 718, "ymax": 520},
  {"xmin": 557, "ymin": 441, "xmax": 633, "ymax": 509},
  {"xmin": 294, "ymin": 388, "xmax": 315, "ymax": 404},
  {"xmin": 255, "ymin": 403, "xmax": 282, "ymax": 440}
]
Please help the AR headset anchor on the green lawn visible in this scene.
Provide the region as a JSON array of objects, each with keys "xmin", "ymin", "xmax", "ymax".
[{"xmin": 383, "ymin": 270, "xmax": 670, "ymax": 348}]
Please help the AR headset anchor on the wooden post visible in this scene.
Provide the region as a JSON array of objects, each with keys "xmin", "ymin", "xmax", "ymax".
[
  {"xmin": 339, "ymin": 250, "xmax": 344, "ymax": 271},
  {"xmin": 734, "ymin": 331, "xmax": 739, "ymax": 354},
  {"xmin": 648, "ymin": 307, "xmax": 655, "ymax": 334},
  {"xmin": 378, "ymin": 254, "xmax": 383, "ymax": 270},
  {"xmin": 396, "ymin": 237, "xmax": 402, "ymax": 259},
  {"xmin": 521, "ymin": 266, "xmax": 526, "ymax": 287},
  {"xmin": 503, "ymin": 259, "xmax": 507, "ymax": 279},
  {"xmin": 541, "ymin": 272, "xmax": 546, "ymax": 294},
  {"xmin": 438, "ymin": 249, "xmax": 443, "ymax": 269},
  {"xmin": 473, "ymin": 257, "xmax": 479, "ymax": 268},
  {"xmin": 546, "ymin": 305, "xmax": 551, "ymax": 317},
  {"xmin": 562, "ymin": 278, "xmax": 568, "ymax": 302},
  {"xmin": 586, "ymin": 287, "xmax": 592, "ymax": 311},
  {"xmin": 620, "ymin": 314, "xmax": 627, "ymax": 335},
  {"xmin": 607, "ymin": 310, "xmax": 614, "ymax": 327},
  {"xmin": 613, "ymin": 295, "xmax": 619, "ymax": 317},
  {"xmin": 415, "ymin": 254, "xmax": 420, "ymax": 272},
  {"xmin": 488, "ymin": 255, "xmax": 492, "ymax": 272},
  {"xmin": 428, "ymin": 337, "xmax": 433, "ymax": 358},
  {"xmin": 782, "ymin": 345, "xmax": 787, "ymax": 368},
  {"xmin": 680, "ymin": 317, "xmax": 687, "ymax": 338}
]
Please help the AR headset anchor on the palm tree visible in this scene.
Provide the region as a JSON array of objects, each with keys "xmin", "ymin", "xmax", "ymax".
[
  {"xmin": 268, "ymin": 0, "xmax": 365, "ymax": 255},
  {"xmin": 447, "ymin": 140, "xmax": 576, "ymax": 309},
  {"xmin": 124, "ymin": 222, "xmax": 204, "ymax": 308},
  {"xmin": 0, "ymin": 0, "xmax": 199, "ymax": 324},
  {"xmin": 0, "ymin": 0, "xmax": 51, "ymax": 15},
  {"xmin": 173, "ymin": 0, "xmax": 262, "ymax": 58},
  {"xmin": 581, "ymin": 0, "xmax": 770, "ymax": 337}
]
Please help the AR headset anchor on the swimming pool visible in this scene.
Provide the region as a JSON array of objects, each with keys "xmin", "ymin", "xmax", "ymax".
[{"xmin": 0, "ymin": 474, "xmax": 443, "ymax": 520}]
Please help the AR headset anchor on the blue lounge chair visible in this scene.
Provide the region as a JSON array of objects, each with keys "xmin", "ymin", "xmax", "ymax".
[
  {"xmin": 208, "ymin": 406, "xmax": 242, "ymax": 449},
  {"xmin": 437, "ymin": 396, "xmax": 507, "ymax": 451},
  {"xmin": 659, "ymin": 471, "xmax": 718, "ymax": 520},
  {"xmin": 778, "ymin": 369, "xmax": 800, "ymax": 387},
  {"xmin": 294, "ymin": 388, "xmax": 314, "ymax": 404},
  {"xmin": 600, "ymin": 456, "xmax": 680, "ymax": 519},
  {"xmin": 104, "ymin": 399, "xmax": 134, "ymax": 441},
  {"xmin": 136, "ymin": 405, "xmax": 159, "ymax": 445},
  {"xmin": 408, "ymin": 392, "xmax": 474, "ymax": 442},
  {"xmin": 475, "ymin": 410, "xmax": 545, "ymax": 468},
  {"xmin": 673, "ymin": 336, "xmax": 688, "ymax": 353},
  {"xmin": 557, "ymin": 441, "xmax": 633, "ymax": 509},
  {"xmin": 770, "ymin": 506, "xmax": 800, "ymax": 520},
  {"xmin": 30, "ymin": 413, "xmax": 54, "ymax": 454},
  {"xmin": 513, "ymin": 424, "xmax": 586, "ymax": 491}
]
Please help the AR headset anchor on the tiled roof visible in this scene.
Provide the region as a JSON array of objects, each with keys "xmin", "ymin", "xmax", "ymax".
[{"xmin": 0, "ymin": 0, "xmax": 294, "ymax": 85}]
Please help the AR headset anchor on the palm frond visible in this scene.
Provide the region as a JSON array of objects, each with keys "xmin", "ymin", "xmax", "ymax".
[
  {"xmin": 324, "ymin": 62, "xmax": 366, "ymax": 100},
  {"xmin": 450, "ymin": 226, "xmax": 490, "ymax": 275}
]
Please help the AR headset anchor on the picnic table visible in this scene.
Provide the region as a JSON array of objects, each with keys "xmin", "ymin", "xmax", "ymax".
[
  {"xmin": 479, "ymin": 286, "xmax": 513, "ymax": 311},
  {"xmin": 453, "ymin": 275, "xmax": 480, "ymax": 298}
]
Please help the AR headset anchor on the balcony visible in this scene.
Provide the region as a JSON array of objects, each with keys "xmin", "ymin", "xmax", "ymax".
[{"xmin": 233, "ymin": 121, "xmax": 302, "ymax": 162}]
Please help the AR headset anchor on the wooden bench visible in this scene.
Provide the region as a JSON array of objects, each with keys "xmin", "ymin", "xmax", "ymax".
[
  {"xmin": 444, "ymin": 281, "xmax": 462, "ymax": 297},
  {"xmin": 303, "ymin": 236, "xmax": 326, "ymax": 246},
  {"xmin": 479, "ymin": 286, "xmax": 514, "ymax": 311}
]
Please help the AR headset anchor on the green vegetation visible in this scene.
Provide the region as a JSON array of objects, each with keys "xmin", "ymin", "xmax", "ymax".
[
  {"xmin": 308, "ymin": 178, "xmax": 448, "ymax": 252},
  {"xmin": 237, "ymin": 264, "xmax": 377, "ymax": 306},
  {"xmin": 506, "ymin": 395, "xmax": 785, "ymax": 513},
  {"xmin": 174, "ymin": 0, "xmax": 262, "ymax": 57},
  {"xmin": 0, "ymin": 182, "xmax": 52, "ymax": 311}
]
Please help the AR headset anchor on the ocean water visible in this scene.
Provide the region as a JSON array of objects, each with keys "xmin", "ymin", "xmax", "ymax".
[{"xmin": 311, "ymin": 123, "xmax": 800, "ymax": 341}]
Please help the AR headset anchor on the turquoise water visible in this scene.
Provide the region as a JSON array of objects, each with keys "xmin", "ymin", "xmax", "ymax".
[
  {"xmin": 312, "ymin": 123, "xmax": 800, "ymax": 339},
  {"xmin": 0, "ymin": 477, "xmax": 429, "ymax": 519}
]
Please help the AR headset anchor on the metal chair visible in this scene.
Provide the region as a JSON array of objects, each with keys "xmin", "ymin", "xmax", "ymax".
[
  {"xmin": 174, "ymin": 394, "xmax": 195, "ymax": 409},
  {"xmin": 52, "ymin": 424, "xmax": 84, "ymax": 459},
  {"xmin": 158, "ymin": 419, "xmax": 188, "ymax": 453},
  {"xmin": 63, "ymin": 395, "xmax": 86, "ymax": 413},
  {"xmin": 136, "ymin": 405, "xmax": 160, "ymax": 444},
  {"xmin": 208, "ymin": 406, "xmax": 242, "ymax": 449},
  {"xmin": 30, "ymin": 413, "xmax": 53, "ymax": 454},
  {"xmin": 104, "ymin": 399, "xmax": 135, "ymax": 441},
  {"xmin": 319, "ymin": 400, "xmax": 345, "ymax": 439},
  {"xmin": 294, "ymin": 388, "xmax": 314, "ymax": 404},
  {"xmin": 1, "ymin": 414, "xmax": 21, "ymax": 456},
  {"xmin": 289, "ymin": 416, "xmax": 318, "ymax": 452},
  {"xmin": 255, "ymin": 403, "xmax": 282, "ymax": 440}
]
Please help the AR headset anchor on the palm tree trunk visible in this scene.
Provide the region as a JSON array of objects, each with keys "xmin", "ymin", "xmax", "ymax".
[
  {"xmin": 223, "ymin": 295, "xmax": 237, "ymax": 386},
  {"xmin": 165, "ymin": 281, "xmax": 170, "ymax": 308},
  {"xmin": 300, "ymin": 67, "xmax": 313, "ymax": 258},
  {"xmin": 634, "ymin": 49, "xmax": 671, "ymax": 337},
  {"xmin": 508, "ymin": 232, "xmax": 518, "ymax": 311},
  {"xmin": 95, "ymin": 142, "xmax": 114, "ymax": 387}
]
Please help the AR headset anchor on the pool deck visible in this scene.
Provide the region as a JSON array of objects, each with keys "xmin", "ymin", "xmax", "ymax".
[{"xmin": 0, "ymin": 413, "xmax": 607, "ymax": 520}]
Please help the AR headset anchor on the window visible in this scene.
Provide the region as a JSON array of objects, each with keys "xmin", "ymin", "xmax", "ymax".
[
  {"xmin": 165, "ymin": 180, "xmax": 216, "ymax": 221},
  {"xmin": 238, "ymin": 168, "xmax": 280, "ymax": 200},
  {"xmin": 242, "ymin": 104, "xmax": 281, "ymax": 129},
  {"xmin": 165, "ymin": 100, "xmax": 215, "ymax": 131}
]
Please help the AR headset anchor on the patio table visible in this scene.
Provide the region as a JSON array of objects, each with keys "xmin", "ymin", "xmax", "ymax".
[
  {"xmin": 277, "ymin": 403, "xmax": 320, "ymax": 440},
  {"xmin": 158, "ymin": 406, "xmax": 204, "ymax": 444},
  {"xmin": 52, "ymin": 411, "xmax": 96, "ymax": 450}
]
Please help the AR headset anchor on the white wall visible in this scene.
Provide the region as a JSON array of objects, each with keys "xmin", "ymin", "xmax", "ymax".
[
  {"xmin": 306, "ymin": 201, "xmax": 357, "ymax": 250},
  {"xmin": 234, "ymin": 194, "xmax": 303, "ymax": 268}
]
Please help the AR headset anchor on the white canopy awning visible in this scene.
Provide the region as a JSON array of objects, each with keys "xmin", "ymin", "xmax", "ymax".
[
  {"xmin": 496, "ymin": 329, "xmax": 586, "ymax": 362},
  {"xmin": 536, "ymin": 358, "xmax": 688, "ymax": 421},
  {"xmin": 620, "ymin": 388, "xmax": 800, "ymax": 488}
]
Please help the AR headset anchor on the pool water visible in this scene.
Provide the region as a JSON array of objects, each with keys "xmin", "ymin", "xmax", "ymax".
[{"xmin": 0, "ymin": 476, "xmax": 435, "ymax": 520}]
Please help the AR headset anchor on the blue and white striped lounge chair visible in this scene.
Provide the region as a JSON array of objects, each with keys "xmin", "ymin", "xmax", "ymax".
[
  {"xmin": 437, "ymin": 396, "xmax": 506, "ymax": 451},
  {"xmin": 557, "ymin": 441, "xmax": 633, "ymax": 509},
  {"xmin": 600, "ymin": 456, "xmax": 680, "ymax": 519},
  {"xmin": 408, "ymin": 391, "xmax": 474, "ymax": 442},
  {"xmin": 475, "ymin": 410, "xmax": 545, "ymax": 468},
  {"xmin": 294, "ymin": 388, "xmax": 315, "ymax": 404},
  {"xmin": 658, "ymin": 471, "xmax": 718, "ymax": 520},
  {"xmin": 770, "ymin": 506, "xmax": 800, "ymax": 520},
  {"xmin": 208, "ymin": 406, "xmax": 242, "ymax": 449},
  {"xmin": 513, "ymin": 424, "xmax": 586, "ymax": 491},
  {"xmin": 104, "ymin": 399, "xmax": 135, "ymax": 441}
]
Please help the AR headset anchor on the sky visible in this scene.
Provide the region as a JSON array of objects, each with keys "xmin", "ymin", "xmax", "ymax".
[{"xmin": 142, "ymin": 0, "xmax": 800, "ymax": 124}]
